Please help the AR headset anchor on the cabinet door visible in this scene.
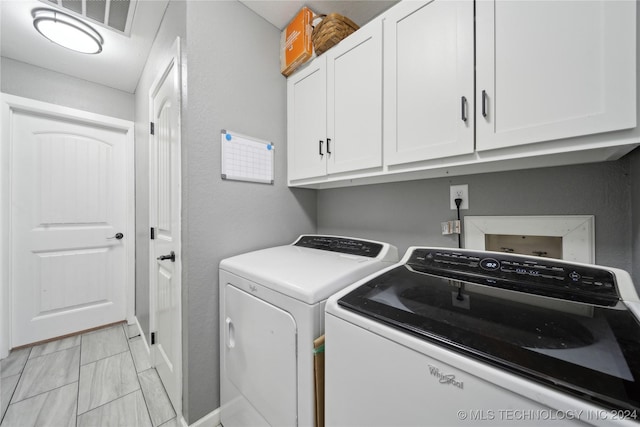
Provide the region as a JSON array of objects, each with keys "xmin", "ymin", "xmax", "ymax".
[
  {"xmin": 476, "ymin": 0, "xmax": 636, "ymax": 152},
  {"xmin": 327, "ymin": 19, "xmax": 383, "ymax": 174},
  {"xmin": 287, "ymin": 57, "xmax": 327, "ymax": 181},
  {"xmin": 384, "ymin": 0, "xmax": 474, "ymax": 166}
]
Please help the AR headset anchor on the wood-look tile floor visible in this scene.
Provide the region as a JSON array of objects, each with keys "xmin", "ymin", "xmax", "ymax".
[{"xmin": 0, "ymin": 323, "xmax": 177, "ymax": 427}]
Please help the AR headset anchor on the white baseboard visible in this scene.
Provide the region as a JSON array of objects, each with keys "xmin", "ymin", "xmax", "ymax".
[
  {"xmin": 131, "ymin": 316, "xmax": 151, "ymax": 355},
  {"xmin": 185, "ymin": 408, "xmax": 221, "ymax": 427}
]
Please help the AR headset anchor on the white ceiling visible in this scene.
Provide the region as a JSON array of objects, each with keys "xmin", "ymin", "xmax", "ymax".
[
  {"xmin": 239, "ymin": 0, "xmax": 399, "ymax": 30},
  {"xmin": 1, "ymin": 0, "xmax": 169, "ymax": 93},
  {"xmin": 0, "ymin": 0, "xmax": 398, "ymax": 94}
]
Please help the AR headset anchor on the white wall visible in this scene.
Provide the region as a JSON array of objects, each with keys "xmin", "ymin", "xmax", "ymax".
[
  {"xmin": 1, "ymin": 57, "xmax": 134, "ymax": 120},
  {"xmin": 183, "ymin": 1, "xmax": 316, "ymax": 423}
]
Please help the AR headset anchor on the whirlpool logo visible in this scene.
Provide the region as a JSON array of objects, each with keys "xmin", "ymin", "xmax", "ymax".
[{"xmin": 428, "ymin": 365, "xmax": 464, "ymax": 389}]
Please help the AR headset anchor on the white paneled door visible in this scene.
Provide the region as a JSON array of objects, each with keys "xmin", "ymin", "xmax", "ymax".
[
  {"xmin": 149, "ymin": 38, "xmax": 182, "ymax": 418},
  {"xmin": 10, "ymin": 105, "xmax": 133, "ymax": 347}
]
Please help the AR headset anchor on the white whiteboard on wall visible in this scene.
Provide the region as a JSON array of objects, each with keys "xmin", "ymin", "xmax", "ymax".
[{"xmin": 221, "ymin": 129, "xmax": 274, "ymax": 184}]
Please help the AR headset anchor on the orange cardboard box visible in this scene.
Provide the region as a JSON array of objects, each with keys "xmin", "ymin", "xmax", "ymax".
[{"xmin": 280, "ymin": 7, "xmax": 314, "ymax": 77}]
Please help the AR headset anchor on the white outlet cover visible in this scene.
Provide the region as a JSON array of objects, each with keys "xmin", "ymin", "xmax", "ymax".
[{"xmin": 450, "ymin": 184, "xmax": 469, "ymax": 210}]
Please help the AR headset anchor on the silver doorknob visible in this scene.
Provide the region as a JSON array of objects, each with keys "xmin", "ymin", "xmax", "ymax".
[
  {"xmin": 107, "ymin": 233, "xmax": 124, "ymax": 240},
  {"xmin": 157, "ymin": 251, "xmax": 176, "ymax": 262}
]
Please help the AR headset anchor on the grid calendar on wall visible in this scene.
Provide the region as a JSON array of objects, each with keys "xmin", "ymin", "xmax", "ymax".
[{"xmin": 221, "ymin": 129, "xmax": 274, "ymax": 184}]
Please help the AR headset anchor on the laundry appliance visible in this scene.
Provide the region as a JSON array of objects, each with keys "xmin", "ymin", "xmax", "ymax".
[
  {"xmin": 219, "ymin": 235, "xmax": 398, "ymax": 427},
  {"xmin": 326, "ymin": 247, "xmax": 640, "ymax": 426}
]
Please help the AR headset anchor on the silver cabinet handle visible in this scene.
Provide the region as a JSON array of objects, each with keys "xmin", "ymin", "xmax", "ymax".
[{"xmin": 461, "ymin": 96, "xmax": 468, "ymax": 122}]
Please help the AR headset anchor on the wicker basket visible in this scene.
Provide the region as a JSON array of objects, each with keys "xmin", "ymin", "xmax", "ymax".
[{"xmin": 312, "ymin": 13, "xmax": 360, "ymax": 55}]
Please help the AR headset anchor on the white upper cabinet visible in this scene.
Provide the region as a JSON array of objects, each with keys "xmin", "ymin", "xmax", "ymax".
[
  {"xmin": 286, "ymin": 0, "xmax": 639, "ymax": 189},
  {"xmin": 384, "ymin": 0, "xmax": 474, "ymax": 165},
  {"xmin": 287, "ymin": 57, "xmax": 327, "ymax": 181},
  {"xmin": 287, "ymin": 19, "xmax": 383, "ymax": 183},
  {"xmin": 476, "ymin": 0, "xmax": 637, "ymax": 152},
  {"xmin": 327, "ymin": 19, "xmax": 383, "ymax": 174}
]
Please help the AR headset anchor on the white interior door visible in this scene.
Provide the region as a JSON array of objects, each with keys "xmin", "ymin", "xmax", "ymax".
[
  {"xmin": 10, "ymin": 107, "xmax": 133, "ymax": 347},
  {"xmin": 149, "ymin": 39, "xmax": 182, "ymax": 418}
]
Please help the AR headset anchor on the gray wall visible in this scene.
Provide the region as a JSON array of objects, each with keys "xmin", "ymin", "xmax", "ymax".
[
  {"xmin": 318, "ymin": 159, "xmax": 633, "ymax": 273},
  {"xmin": 1, "ymin": 57, "xmax": 134, "ymax": 120},
  {"xmin": 133, "ymin": 0, "xmax": 185, "ymax": 357},
  {"xmin": 183, "ymin": 1, "xmax": 316, "ymax": 423}
]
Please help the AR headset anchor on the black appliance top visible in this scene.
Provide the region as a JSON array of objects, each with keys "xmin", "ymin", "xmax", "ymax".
[
  {"xmin": 294, "ymin": 235, "xmax": 383, "ymax": 258},
  {"xmin": 338, "ymin": 248, "xmax": 640, "ymax": 414}
]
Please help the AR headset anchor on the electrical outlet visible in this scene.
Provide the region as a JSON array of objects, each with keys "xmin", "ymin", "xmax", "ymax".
[{"xmin": 450, "ymin": 184, "xmax": 469, "ymax": 210}]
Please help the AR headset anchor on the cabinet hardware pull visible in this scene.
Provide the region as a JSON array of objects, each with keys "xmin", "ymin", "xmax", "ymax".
[
  {"xmin": 482, "ymin": 90, "xmax": 488, "ymax": 118},
  {"xmin": 319, "ymin": 140, "xmax": 324, "ymax": 156},
  {"xmin": 327, "ymin": 138, "xmax": 332, "ymax": 154},
  {"xmin": 461, "ymin": 96, "xmax": 468, "ymax": 122}
]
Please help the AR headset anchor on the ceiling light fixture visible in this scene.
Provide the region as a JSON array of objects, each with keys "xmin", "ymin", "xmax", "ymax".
[{"xmin": 32, "ymin": 8, "xmax": 104, "ymax": 54}]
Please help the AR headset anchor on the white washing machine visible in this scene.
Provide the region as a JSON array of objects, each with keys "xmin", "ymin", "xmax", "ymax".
[
  {"xmin": 326, "ymin": 247, "xmax": 640, "ymax": 426},
  {"xmin": 219, "ymin": 235, "xmax": 398, "ymax": 427}
]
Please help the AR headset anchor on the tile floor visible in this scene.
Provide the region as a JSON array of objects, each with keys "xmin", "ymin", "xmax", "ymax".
[{"xmin": 0, "ymin": 323, "xmax": 177, "ymax": 427}]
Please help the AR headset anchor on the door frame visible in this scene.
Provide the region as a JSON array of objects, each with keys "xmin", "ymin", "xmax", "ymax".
[
  {"xmin": 148, "ymin": 37, "xmax": 183, "ymax": 418},
  {"xmin": 0, "ymin": 93, "xmax": 135, "ymax": 358}
]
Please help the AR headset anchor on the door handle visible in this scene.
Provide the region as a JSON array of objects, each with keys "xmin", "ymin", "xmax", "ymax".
[
  {"xmin": 107, "ymin": 232, "xmax": 124, "ymax": 240},
  {"xmin": 319, "ymin": 140, "xmax": 324, "ymax": 156},
  {"xmin": 157, "ymin": 251, "xmax": 176, "ymax": 262},
  {"xmin": 327, "ymin": 138, "xmax": 332, "ymax": 154}
]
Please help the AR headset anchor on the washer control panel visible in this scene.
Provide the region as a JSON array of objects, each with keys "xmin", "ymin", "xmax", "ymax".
[
  {"xmin": 407, "ymin": 248, "xmax": 618, "ymax": 306},
  {"xmin": 294, "ymin": 235, "xmax": 383, "ymax": 258}
]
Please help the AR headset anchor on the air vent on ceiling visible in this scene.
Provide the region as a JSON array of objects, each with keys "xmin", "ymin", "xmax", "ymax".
[{"xmin": 40, "ymin": 0, "xmax": 137, "ymax": 35}]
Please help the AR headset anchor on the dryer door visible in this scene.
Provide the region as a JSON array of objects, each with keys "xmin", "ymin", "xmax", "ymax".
[{"xmin": 225, "ymin": 284, "xmax": 298, "ymax": 426}]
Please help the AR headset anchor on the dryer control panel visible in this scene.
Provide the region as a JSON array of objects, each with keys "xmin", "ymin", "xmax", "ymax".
[{"xmin": 294, "ymin": 235, "xmax": 383, "ymax": 258}]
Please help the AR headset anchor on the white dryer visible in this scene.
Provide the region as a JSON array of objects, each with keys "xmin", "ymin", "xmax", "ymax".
[{"xmin": 219, "ymin": 235, "xmax": 398, "ymax": 427}]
